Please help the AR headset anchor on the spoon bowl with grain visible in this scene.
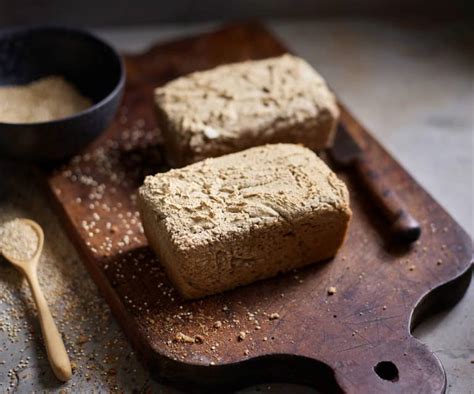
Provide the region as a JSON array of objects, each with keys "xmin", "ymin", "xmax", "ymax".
[{"xmin": 0, "ymin": 218, "xmax": 72, "ymax": 381}]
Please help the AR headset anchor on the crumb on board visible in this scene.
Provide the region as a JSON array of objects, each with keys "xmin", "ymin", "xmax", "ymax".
[
  {"xmin": 269, "ymin": 313, "xmax": 280, "ymax": 320},
  {"xmin": 327, "ymin": 286, "xmax": 337, "ymax": 295},
  {"xmin": 238, "ymin": 331, "xmax": 246, "ymax": 341},
  {"xmin": 174, "ymin": 332, "xmax": 196, "ymax": 344}
]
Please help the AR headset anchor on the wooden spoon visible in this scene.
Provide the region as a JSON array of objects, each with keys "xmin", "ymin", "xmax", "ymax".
[{"xmin": 1, "ymin": 219, "xmax": 72, "ymax": 381}]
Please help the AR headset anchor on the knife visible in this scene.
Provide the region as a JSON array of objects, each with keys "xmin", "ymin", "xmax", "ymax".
[{"xmin": 328, "ymin": 124, "xmax": 421, "ymax": 243}]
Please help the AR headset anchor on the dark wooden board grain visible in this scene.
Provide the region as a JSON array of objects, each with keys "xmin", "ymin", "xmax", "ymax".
[{"xmin": 47, "ymin": 23, "xmax": 472, "ymax": 393}]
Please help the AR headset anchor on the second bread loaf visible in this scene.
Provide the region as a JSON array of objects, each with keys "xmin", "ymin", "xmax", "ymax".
[{"xmin": 155, "ymin": 54, "xmax": 339, "ymax": 166}]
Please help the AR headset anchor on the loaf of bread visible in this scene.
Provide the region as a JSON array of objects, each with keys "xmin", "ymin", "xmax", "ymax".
[
  {"xmin": 139, "ymin": 144, "xmax": 351, "ymax": 299},
  {"xmin": 155, "ymin": 54, "xmax": 339, "ymax": 167}
]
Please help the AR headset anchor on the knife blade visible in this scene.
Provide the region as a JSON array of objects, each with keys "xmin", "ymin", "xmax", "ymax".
[{"xmin": 328, "ymin": 124, "xmax": 421, "ymax": 243}]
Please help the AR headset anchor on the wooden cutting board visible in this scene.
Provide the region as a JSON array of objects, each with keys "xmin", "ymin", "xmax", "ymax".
[{"xmin": 47, "ymin": 23, "xmax": 472, "ymax": 393}]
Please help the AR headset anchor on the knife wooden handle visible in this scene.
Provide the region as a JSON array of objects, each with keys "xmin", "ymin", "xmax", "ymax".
[{"xmin": 354, "ymin": 157, "xmax": 421, "ymax": 242}]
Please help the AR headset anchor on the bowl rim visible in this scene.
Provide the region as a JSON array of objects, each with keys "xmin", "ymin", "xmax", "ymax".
[{"xmin": 0, "ymin": 25, "xmax": 125, "ymax": 127}]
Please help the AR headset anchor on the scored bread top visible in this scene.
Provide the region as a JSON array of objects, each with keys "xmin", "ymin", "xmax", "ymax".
[
  {"xmin": 139, "ymin": 144, "xmax": 350, "ymax": 250},
  {"xmin": 154, "ymin": 54, "xmax": 339, "ymax": 155}
]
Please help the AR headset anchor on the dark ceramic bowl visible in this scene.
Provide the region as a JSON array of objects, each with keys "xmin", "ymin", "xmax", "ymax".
[{"xmin": 0, "ymin": 26, "xmax": 125, "ymax": 161}]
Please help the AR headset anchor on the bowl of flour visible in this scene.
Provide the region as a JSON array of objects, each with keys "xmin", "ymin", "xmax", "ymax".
[{"xmin": 0, "ymin": 26, "xmax": 125, "ymax": 161}]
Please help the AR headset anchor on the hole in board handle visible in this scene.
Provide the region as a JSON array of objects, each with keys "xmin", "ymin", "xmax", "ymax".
[{"xmin": 374, "ymin": 361, "xmax": 399, "ymax": 382}]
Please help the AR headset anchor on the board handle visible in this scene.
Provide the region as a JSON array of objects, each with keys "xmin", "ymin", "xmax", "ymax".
[
  {"xmin": 326, "ymin": 336, "xmax": 447, "ymax": 392},
  {"xmin": 354, "ymin": 157, "xmax": 421, "ymax": 242}
]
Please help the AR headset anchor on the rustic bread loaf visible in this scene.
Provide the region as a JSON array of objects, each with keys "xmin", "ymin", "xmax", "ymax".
[
  {"xmin": 139, "ymin": 144, "xmax": 351, "ymax": 299},
  {"xmin": 155, "ymin": 54, "xmax": 339, "ymax": 167}
]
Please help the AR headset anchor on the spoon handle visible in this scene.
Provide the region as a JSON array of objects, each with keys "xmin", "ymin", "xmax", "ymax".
[{"xmin": 24, "ymin": 268, "xmax": 72, "ymax": 381}]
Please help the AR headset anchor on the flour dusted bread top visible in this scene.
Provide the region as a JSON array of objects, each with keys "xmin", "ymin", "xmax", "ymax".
[
  {"xmin": 154, "ymin": 54, "xmax": 339, "ymax": 166},
  {"xmin": 139, "ymin": 144, "xmax": 349, "ymax": 249}
]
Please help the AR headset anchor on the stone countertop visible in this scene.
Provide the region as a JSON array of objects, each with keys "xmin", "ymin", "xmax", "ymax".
[{"xmin": 0, "ymin": 19, "xmax": 472, "ymax": 393}]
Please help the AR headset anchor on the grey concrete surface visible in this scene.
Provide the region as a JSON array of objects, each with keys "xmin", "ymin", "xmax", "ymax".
[{"xmin": 0, "ymin": 19, "xmax": 472, "ymax": 393}]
